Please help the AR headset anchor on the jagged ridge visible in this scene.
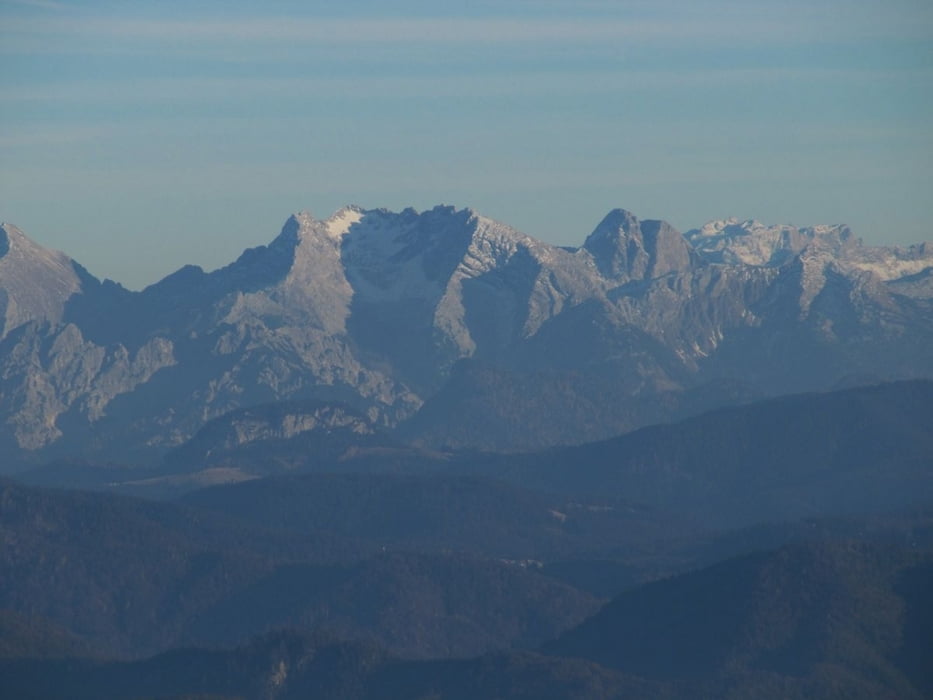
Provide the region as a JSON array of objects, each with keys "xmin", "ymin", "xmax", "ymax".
[{"xmin": 0, "ymin": 205, "xmax": 931, "ymax": 460}]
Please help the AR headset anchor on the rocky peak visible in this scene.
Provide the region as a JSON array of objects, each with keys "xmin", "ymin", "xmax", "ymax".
[
  {"xmin": 0, "ymin": 223, "xmax": 90, "ymax": 338},
  {"xmin": 275, "ymin": 206, "xmax": 367, "ymax": 247},
  {"xmin": 273, "ymin": 212, "xmax": 306, "ymax": 247},
  {"xmin": 334, "ymin": 205, "xmax": 519, "ymax": 302},
  {"xmin": 686, "ymin": 219, "xmax": 859, "ymax": 267},
  {"xmin": 582, "ymin": 209, "xmax": 694, "ymax": 281},
  {"xmin": 3, "ymin": 206, "xmax": 931, "ymax": 462},
  {"xmin": 323, "ymin": 205, "xmax": 365, "ymax": 239}
]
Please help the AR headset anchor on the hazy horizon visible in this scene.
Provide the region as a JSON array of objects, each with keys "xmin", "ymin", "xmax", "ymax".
[{"xmin": 2, "ymin": 0, "xmax": 931, "ymax": 289}]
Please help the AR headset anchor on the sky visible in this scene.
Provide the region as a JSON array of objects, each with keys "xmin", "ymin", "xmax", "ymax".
[{"xmin": 2, "ymin": 0, "xmax": 932, "ymax": 289}]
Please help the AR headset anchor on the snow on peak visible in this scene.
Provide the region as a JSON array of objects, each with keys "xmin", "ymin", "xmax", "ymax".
[
  {"xmin": 685, "ymin": 218, "xmax": 857, "ymax": 267},
  {"xmin": 694, "ymin": 217, "xmax": 756, "ymax": 237},
  {"xmin": 324, "ymin": 206, "xmax": 366, "ymax": 238},
  {"xmin": 278, "ymin": 206, "xmax": 365, "ymax": 245}
]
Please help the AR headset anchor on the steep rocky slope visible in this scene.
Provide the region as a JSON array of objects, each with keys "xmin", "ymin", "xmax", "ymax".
[{"xmin": 1, "ymin": 205, "xmax": 931, "ymax": 461}]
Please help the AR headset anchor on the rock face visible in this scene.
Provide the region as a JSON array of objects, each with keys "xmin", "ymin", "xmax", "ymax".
[
  {"xmin": 684, "ymin": 218, "xmax": 858, "ymax": 266},
  {"xmin": 0, "ymin": 223, "xmax": 88, "ymax": 338},
  {"xmin": 162, "ymin": 400, "xmax": 384, "ymax": 473},
  {"xmin": 583, "ymin": 209, "xmax": 695, "ymax": 281},
  {"xmin": 1, "ymin": 206, "xmax": 931, "ymax": 462}
]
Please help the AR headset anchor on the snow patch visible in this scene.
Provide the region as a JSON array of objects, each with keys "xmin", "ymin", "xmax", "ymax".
[
  {"xmin": 325, "ymin": 206, "xmax": 365, "ymax": 238},
  {"xmin": 847, "ymin": 259, "xmax": 933, "ymax": 281}
]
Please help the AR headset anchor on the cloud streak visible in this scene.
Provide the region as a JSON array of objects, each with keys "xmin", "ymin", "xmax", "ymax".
[
  {"xmin": 5, "ymin": 8, "xmax": 931, "ymax": 52},
  {"xmin": 2, "ymin": 0, "xmax": 67, "ymax": 9},
  {"xmin": 3, "ymin": 66, "xmax": 924, "ymax": 108},
  {"xmin": 1, "ymin": 16, "xmax": 737, "ymax": 45}
]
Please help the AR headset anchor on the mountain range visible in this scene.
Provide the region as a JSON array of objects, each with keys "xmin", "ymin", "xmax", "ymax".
[
  {"xmin": 3, "ymin": 198, "xmax": 933, "ymax": 698},
  {"xmin": 2, "ymin": 205, "xmax": 931, "ymax": 464}
]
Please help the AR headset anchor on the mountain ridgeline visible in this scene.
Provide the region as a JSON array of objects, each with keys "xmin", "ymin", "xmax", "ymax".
[
  {"xmin": 1, "ymin": 205, "xmax": 932, "ymax": 462},
  {"xmin": 3, "ymin": 204, "xmax": 933, "ymax": 699}
]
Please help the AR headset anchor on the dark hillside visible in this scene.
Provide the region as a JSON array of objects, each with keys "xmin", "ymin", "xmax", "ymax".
[
  {"xmin": 472, "ymin": 380, "xmax": 933, "ymax": 528},
  {"xmin": 546, "ymin": 539, "xmax": 933, "ymax": 698},
  {"xmin": 181, "ymin": 472, "xmax": 686, "ymax": 561},
  {"xmin": 0, "ymin": 479, "xmax": 598, "ymax": 659}
]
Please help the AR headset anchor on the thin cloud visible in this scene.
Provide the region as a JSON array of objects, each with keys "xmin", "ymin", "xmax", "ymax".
[
  {"xmin": 2, "ymin": 16, "xmax": 718, "ymax": 44},
  {"xmin": 5, "ymin": 11, "xmax": 929, "ymax": 50},
  {"xmin": 0, "ymin": 123, "xmax": 108, "ymax": 148},
  {"xmin": 1, "ymin": 0, "xmax": 67, "ymax": 9},
  {"xmin": 1, "ymin": 66, "xmax": 925, "ymax": 108}
]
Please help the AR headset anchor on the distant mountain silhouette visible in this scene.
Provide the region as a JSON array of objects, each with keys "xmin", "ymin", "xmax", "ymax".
[
  {"xmin": 457, "ymin": 380, "xmax": 933, "ymax": 528},
  {"xmin": 2, "ymin": 206, "xmax": 931, "ymax": 461}
]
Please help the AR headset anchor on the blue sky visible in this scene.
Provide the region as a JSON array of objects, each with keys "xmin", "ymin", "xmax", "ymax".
[{"xmin": 2, "ymin": 0, "xmax": 932, "ymax": 288}]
